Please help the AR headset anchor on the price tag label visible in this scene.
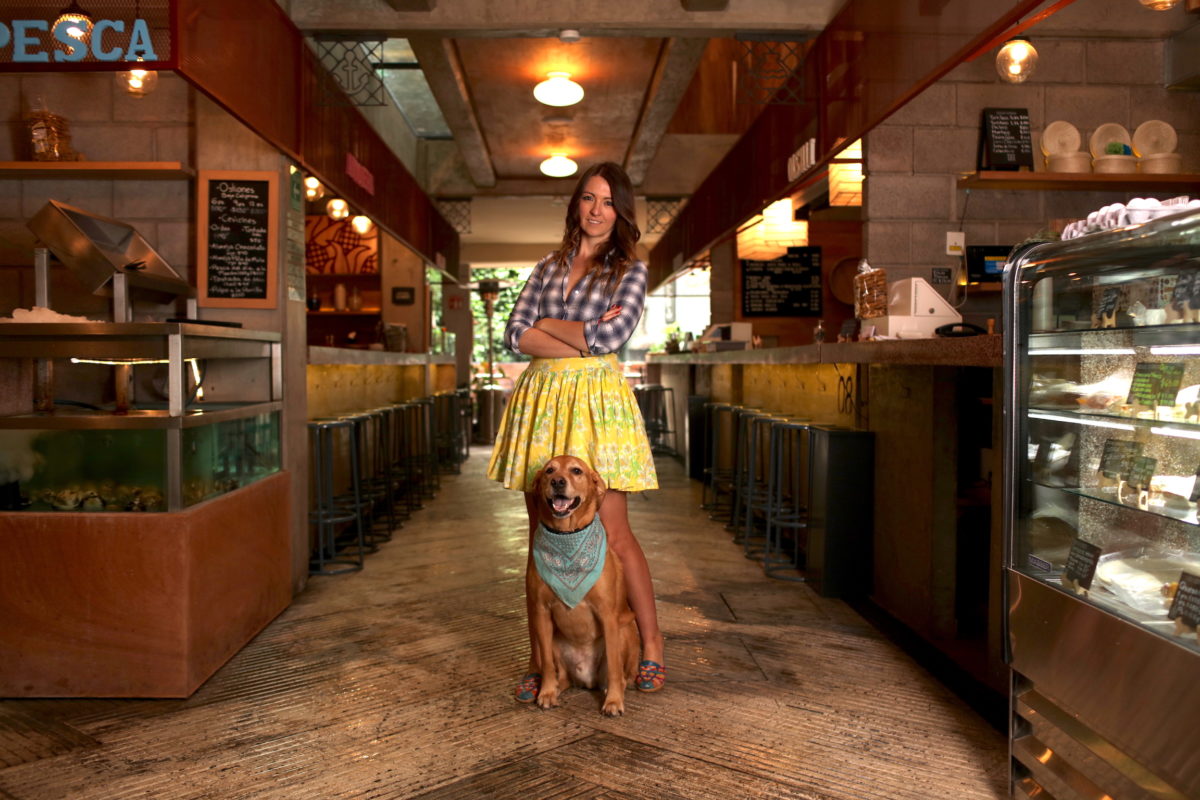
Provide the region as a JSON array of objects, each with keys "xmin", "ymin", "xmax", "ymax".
[
  {"xmin": 1127, "ymin": 362, "xmax": 1185, "ymax": 407},
  {"xmin": 838, "ymin": 319, "xmax": 859, "ymax": 342},
  {"xmin": 1127, "ymin": 456, "xmax": 1157, "ymax": 490},
  {"xmin": 1168, "ymin": 572, "xmax": 1200, "ymax": 628},
  {"xmin": 1098, "ymin": 439, "xmax": 1142, "ymax": 479},
  {"xmin": 1064, "ymin": 538, "xmax": 1102, "ymax": 590}
]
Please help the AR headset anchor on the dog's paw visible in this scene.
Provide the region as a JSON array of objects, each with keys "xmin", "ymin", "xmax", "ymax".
[
  {"xmin": 536, "ymin": 689, "xmax": 561, "ymax": 709},
  {"xmin": 601, "ymin": 696, "xmax": 625, "ymax": 717}
]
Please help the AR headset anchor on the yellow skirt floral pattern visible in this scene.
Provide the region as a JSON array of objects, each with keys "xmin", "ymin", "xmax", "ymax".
[{"xmin": 487, "ymin": 354, "xmax": 658, "ymax": 493}]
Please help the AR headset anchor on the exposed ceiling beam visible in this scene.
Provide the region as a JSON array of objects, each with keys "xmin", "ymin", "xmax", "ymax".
[
  {"xmin": 407, "ymin": 36, "xmax": 497, "ymax": 188},
  {"xmin": 623, "ymin": 37, "xmax": 707, "ymax": 187}
]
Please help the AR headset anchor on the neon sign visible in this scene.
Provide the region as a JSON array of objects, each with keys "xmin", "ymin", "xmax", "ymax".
[{"xmin": 0, "ymin": 19, "xmax": 157, "ymax": 63}]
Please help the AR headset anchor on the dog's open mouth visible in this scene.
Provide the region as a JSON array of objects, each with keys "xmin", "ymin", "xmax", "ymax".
[{"xmin": 547, "ymin": 494, "xmax": 581, "ymax": 518}]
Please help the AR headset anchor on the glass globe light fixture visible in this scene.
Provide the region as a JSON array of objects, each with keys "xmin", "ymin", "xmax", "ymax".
[
  {"xmin": 533, "ymin": 72, "xmax": 584, "ymax": 107},
  {"xmin": 539, "ymin": 154, "xmax": 578, "ymax": 178},
  {"xmin": 1138, "ymin": 0, "xmax": 1181, "ymax": 8},
  {"xmin": 118, "ymin": 58, "xmax": 158, "ymax": 98},
  {"xmin": 996, "ymin": 37, "xmax": 1038, "ymax": 83},
  {"xmin": 326, "ymin": 198, "xmax": 350, "ymax": 221},
  {"xmin": 303, "ymin": 176, "xmax": 325, "ymax": 202},
  {"xmin": 54, "ymin": 1, "xmax": 92, "ymax": 41},
  {"xmin": 350, "ymin": 215, "xmax": 375, "ymax": 236}
]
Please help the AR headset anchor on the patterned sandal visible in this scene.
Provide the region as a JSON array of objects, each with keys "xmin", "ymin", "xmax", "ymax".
[
  {"xmin": 636, "ymin": 660, "xmax": 666, "ymax": 693},
  {"xmin": 515, "ymin": 672, "xmax": 541, "ymax": 703}
]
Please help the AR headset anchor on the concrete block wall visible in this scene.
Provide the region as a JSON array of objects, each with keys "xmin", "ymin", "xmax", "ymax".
[
  {"xmin": 0, "ymin": 71, "xmax": 193, "ymax": 311},
  {"xmin": 863, "ymin": 5, "xmax": 1200, "ymax": 296}
]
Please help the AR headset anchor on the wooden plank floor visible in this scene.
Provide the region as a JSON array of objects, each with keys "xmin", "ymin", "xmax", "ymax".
[{"xmin": 0, "ymin": 449, "xmax": 1007, "ymax": 799}]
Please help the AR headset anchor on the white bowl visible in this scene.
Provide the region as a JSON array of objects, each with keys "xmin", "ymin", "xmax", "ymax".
[
  {"xmin": 1047, "ymin": 152, "xmax": 1091, "ymax": 173},
  {"xmin": 1139, "ymin": 153, "xmax": 1182, "ymax": 174},
  {"xmin": 1093, "ymin": 155, "xmax": 1137, "ymax": 174}
]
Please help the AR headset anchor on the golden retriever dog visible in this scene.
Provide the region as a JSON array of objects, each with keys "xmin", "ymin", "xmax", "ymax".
[{"xmin": 527, "ymin": 455, "xmax": 639, "ymax": 716}]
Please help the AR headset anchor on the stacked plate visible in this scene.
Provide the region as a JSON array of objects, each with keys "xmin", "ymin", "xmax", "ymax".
[
  {"xmin": 1090, "ymin": 123, "xmax": 1136, "ymax": 173},
  {"xmin": 1041, "ymin": 121, "xmax": 1089, "ymax": 172},
  {"xmin": 1133, "ymin": 120, "xmax": 1181, "ymax": 174}
]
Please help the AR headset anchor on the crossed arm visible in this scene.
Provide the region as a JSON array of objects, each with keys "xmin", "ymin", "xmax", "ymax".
[{"xmin": 517, "ymin": 306, "xmax": 622, "ymax": 357}]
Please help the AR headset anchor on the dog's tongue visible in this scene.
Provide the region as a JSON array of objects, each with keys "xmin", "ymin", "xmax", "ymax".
[{"xmin": 552, "ymin": 496, "xmax": 573, "ymax": 513}]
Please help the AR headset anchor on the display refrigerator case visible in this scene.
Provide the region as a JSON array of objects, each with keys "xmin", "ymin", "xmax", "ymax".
[
  {"xmin": 0, "ymin": 322, "xmax": 290, "ymax": 697},
  {"xmin": 1003, "ymin": 207, "xmax": 1200, "ymax": 800}
]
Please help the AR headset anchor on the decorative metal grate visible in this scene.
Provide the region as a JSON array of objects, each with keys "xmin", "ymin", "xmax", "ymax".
[
  {"xmin": 646, "ymin": 197, "xmax": 684, "ymax": 235},
  {"xmin": 436, "ymin": 198, "xmax": 471, "ymax": 235},
  {"xmin": 735, "ymin": 38, "xmax": 809, "ymax": 106},
  {"xmin": 314, "ymin": 37, "xmax": 388, "ymax": 107}
]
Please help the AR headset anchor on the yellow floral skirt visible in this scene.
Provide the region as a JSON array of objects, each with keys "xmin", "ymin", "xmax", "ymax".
[{"xmin": 487, "ymin": 354, "xmax": 658, "ymax": 493}]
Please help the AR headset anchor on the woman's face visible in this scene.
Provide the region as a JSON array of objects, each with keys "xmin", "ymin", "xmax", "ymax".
[{"xmin": 577, "ymin": 175, "xmax": 617, "ymax": 242}]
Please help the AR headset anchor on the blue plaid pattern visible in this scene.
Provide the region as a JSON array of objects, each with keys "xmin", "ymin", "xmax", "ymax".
[{"xmin": 504, "ymin": 253, "xmax": 648, "ymax": 355}]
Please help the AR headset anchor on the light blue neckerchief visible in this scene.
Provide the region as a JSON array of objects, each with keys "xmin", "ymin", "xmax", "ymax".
[{"xmin": 533, "ymin": 516, "xmax": 607, "ymax": 609}]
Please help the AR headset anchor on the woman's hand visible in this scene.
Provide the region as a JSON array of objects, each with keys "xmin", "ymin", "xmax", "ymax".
[{"xmin": 600, "ymin": 304, "xmax": 622, "ymax": 323}]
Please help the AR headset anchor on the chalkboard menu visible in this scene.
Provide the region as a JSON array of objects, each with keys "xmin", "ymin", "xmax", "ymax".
[
  {"xmin": 1098, "ymin": 287, "xmax": 1121, "ymax": 320},
  {"xmin": 1171, "ymin": 271, "xmax": 1199, "ymax": 310},
  {"xmin": 741, "ymin": 246, "xmax": 822, "ymax": 317},
  {"xmin": 198, "ymin": 170, "xmax": 279, "ymax": 309},
  {"xmin": 1064, "ymin": 538, "xmax": 1102, "ymax": 590},
  {"xmin": 976, "ymin": 108, "xmax": 1034, "ymax": 171},
  {"xmin": 1168, "ymin": 572, "xmax": 1200, "ymax": 627},
  {"xmin": 1099, "ymin": 439, "xmax": 1142, "ymax": 479},
  {"xmin": 1127, "ymin": 361, "xmax": 1186, "ymax": 407}
]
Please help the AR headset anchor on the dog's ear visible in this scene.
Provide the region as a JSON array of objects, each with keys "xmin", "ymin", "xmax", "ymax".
[{"xmin": 532, "ymin": 464, "xmax": 548, "ymax": 495}]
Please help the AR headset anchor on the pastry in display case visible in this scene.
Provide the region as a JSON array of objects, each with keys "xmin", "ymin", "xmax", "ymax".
[{"xmin": 1003, "ymin": 204, "xmax": 1200, "ymax": 800}]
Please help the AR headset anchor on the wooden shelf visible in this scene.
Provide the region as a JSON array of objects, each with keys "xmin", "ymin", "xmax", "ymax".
[
  {"xmin": 307, "ymin": 310, "xmax": 381, "ymax": 316},
  {"xmin": 0, "ymin": 161, "xmax": 195, "ymax": 179},
  {"xmin": 957, "ymin": 171, "xmax": 1200, "ymax": 192},
  {"xmin": 305, "ymin": 272, "xmax": 380, "ymax": 280}
]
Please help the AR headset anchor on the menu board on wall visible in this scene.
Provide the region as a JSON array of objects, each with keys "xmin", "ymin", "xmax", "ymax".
[
  {"xmin": 976, "ymin": 108, "xmax": 1034, "ymax": 171},
  {"xmin": 741, "ymin": 246, "xmax": 823, "ymax": 317},
  {"xmin": 197, "ymin": 170, "xmax": 279, "ymax": 309}
]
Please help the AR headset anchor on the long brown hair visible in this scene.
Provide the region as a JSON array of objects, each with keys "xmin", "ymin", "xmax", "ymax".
[{"xmin": 553, "ymin": 161, "xmax": 641, "ymax": 294}]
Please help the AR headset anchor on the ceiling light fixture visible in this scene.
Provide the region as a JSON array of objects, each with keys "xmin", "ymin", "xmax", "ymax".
[
  {"xmin": 118, "ymin": 57, "xmax": 158, "ymax": 98},
  {"xmin": 737, "ymin": 199, "xmax": 807, "ymax": 261},
  {"xmin": 350, "ymin": 215, "xmax": 375, "ymax": 236},
  {"xmin": 533, "ymin": 72, "xmax": 584, "ymax": 107},
  {"xmin": 304, "ymin": 176, "xmax": 325, "ymax": 202},
  {"xmin": 540, "ymin": 154, "xmax": 578, "ymax": 178},
  {"xmin": 326, "ymin": 198, "xmax": 350, "ymax": 221},
  {"xmin": 996, "ymin": 36, "xmax": 1038, "ymax": 83},
  {"xmin": 54, "ymin": 1, "xmax": 92, "ymax": 40},
  {"xmin": 1138, "ymin": 0, "xmax": 1181, "ymax": 8}
]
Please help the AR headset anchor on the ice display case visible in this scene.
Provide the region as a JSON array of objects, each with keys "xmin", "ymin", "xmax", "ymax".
[
  {"xmin": 1003, "ymin": 207, "xmax": 1200, "ymax": 799},
  {"xmin": 0, "ymin": 322, "xmax": 282, "ymax": 511},
  {"xmin": 0, "ymin": 322, "xmax": 289, "ymax": 697}
]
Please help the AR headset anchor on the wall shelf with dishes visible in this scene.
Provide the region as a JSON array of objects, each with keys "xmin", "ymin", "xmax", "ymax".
[
  {"xmin": 0, "ymin": 161, "xmax": 195, "ymax": 179},
  {"xmin": 957, "ymin": 171, "xmax": 1200, "ymax": 192}
]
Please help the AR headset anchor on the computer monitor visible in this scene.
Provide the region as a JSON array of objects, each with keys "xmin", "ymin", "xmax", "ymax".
[{"xmin": 965, "ymin": 245, "xmax": 1012, "ymax": 284}]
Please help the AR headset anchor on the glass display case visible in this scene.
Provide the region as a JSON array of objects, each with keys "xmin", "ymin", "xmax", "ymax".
[
  {"xmin": 1003, "ymin": 206, "xmax": 1200, "ymax": 800},
  {"xmin": 0, "ymin": 322, "xmax": 282, "ymax": 512}
]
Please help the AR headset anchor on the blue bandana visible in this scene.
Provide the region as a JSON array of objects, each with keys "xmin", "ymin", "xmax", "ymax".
[{"xmin": 533, "ymin": 516, "xmax": 607, "ymax": 609}]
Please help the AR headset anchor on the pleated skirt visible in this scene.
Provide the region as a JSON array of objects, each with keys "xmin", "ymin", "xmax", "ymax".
[{"xmin": 486, "ymin": 353, "xmax": 658, "ymax": 493}]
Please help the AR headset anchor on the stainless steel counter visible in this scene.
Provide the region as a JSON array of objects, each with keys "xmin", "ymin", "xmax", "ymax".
[{"xmin": 648, "ymin": 334, "xmax": 1001, "ymax": 368}]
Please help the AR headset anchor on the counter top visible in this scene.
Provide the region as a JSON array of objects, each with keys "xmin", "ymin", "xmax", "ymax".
[
  {"xmin": 648, "ymin": 334, "xmax": 1001, "ymax": 368},
  {"xmin": 307, "ymin": 347, "xmax": 454, "ymax": 366}
]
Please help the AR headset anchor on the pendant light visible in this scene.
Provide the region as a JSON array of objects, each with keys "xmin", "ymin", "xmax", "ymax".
[
  {"xmin": 326, "ymin": 198, "xmax": 350, "ymax": 221},
  {"xmin": 303, "ymin": 176, "xmax": 325, "ymax": 202},
  {"xmin": 350, "ymin": 215, "xmax": 375, "ymax": 236},
  {"xmin": 996, "ymin": 37, "xmax": 1038, "ymax": 83},
  {"xmin": 539, "ymin": 154, "xmax": 578, "ymax": 178},
  {"xmin": 117, "ymin": 3, "xmax": 156, "ymax": 97},
  {"xmin": 54, "ymin": 1, "xmax": 92, "ymax": 41},
  {"xmin": 1137, "ymin": 0, "xmax": 1181, "ymax": 8},
  {"xmin": 533, "ymin": 72, "xmax": 584, "ymax": 107}
]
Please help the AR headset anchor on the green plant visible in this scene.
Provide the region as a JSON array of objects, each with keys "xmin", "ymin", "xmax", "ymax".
[{"xmin": 470, "ymin": 267, "xmax": 531, "ymax": 366}]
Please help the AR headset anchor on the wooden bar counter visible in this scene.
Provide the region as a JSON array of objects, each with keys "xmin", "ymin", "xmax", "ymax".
[{"xmin": 646, "ymin": 335, "xmax": 1006, "ymax": 693}]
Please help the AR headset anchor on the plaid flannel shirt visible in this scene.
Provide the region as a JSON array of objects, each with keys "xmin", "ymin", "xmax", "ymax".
[{"xmin": 504, "ymin": 252, "xmax": 648, "ymax": 356}]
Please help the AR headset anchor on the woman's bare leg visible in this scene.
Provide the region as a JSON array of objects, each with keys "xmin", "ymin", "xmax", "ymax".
[{"xmin": 599, "ymin": 489, "xmax": 664, "ymax": 665}]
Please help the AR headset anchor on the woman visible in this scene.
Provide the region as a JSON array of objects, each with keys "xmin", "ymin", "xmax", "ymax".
[{"xmin": 487, "ymin": 161, "xmax": 666, "ymax": 702}]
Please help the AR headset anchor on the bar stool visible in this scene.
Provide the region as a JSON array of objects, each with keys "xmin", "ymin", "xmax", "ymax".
[
  {"xmin": 455, "ymin": 387, "xmax": 473, "ymax": 463},
  {"xmin": 307, "ymin": 417, "xmax": 365, "ymax": 575},
  {"xmin": 703, "ymin": 402, "xmax": 738, "ymax": 520},
  {"xmin": 361, "ymin": 406, "xmax": 399, "ymax": 542},
  {"xmin": 727, "ymin": 406, "xmax": 767, "ymax": 541},
  {"xmin": 334, "ymin": 411, "xmax": 389, "ymax": 554},
  {"xmin": 762, "ymin": 417, "xmax": 811, "ymax": 582},
  {"xmin": 736, "ymin": 411, "xmax": 780, "ymax": 558},
  {"xmin": 634, "ymin": 384, "xmax": 678, "ymax": 456},
  {"xmin": 432, "ymin": 392, "xmax": 464, "ymax": 474}
]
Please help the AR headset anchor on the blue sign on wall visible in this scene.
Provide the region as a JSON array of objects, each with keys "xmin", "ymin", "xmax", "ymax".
[{"xmin": 0, "ymin": 19, "xmax": 158, "ymax": 64}]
